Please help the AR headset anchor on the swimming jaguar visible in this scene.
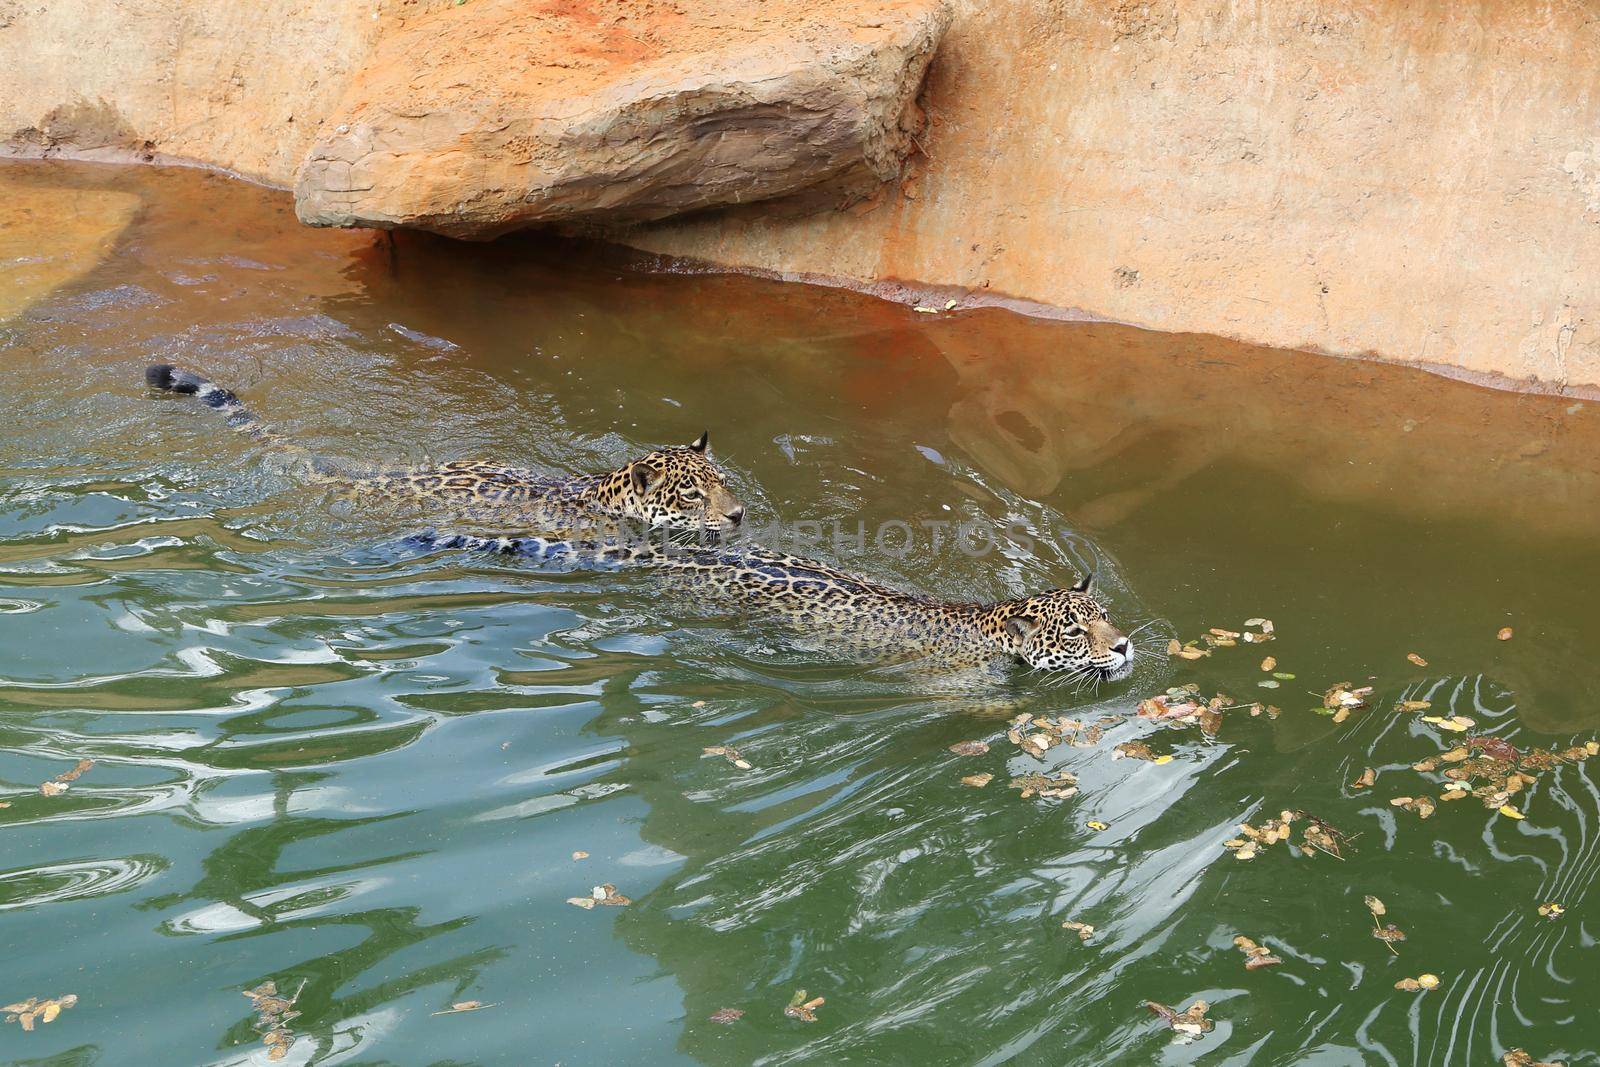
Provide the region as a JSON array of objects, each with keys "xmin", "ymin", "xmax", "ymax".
[
  {"xmin": 410, "ymin": 531, "xmax": 1135, "ymax": 678},
  {"xmin": 144, "ymin": 364, "xmax": 746, "ymax": 535}
]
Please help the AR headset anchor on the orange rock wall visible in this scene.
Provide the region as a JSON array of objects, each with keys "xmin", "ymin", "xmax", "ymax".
[{"xmin": 627, "ymin": 0, "xmax": 1600, "ymax": 390}]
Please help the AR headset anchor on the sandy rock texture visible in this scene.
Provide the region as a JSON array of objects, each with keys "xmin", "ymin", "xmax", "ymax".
[
  {"xmin": 0, "ymin": 0, "xmax": 383, "ymax": 183},
  {"xmin": 627, "ymin": 0, "xmax": 1600, "ymax": 391},
  {"xmin": 296, "ymin": 0, "xmax": 951, "ymax": 237}
]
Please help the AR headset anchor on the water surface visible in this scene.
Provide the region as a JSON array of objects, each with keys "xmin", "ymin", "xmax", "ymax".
[{"xmin": 1, "ymin": 161, "xmax": 1596, "ymax": 1066}]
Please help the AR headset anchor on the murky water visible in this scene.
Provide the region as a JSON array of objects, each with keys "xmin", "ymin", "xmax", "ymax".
[{"xmin": 2, "ymin": 160, "xmax": 1597, "ymax": 1066}]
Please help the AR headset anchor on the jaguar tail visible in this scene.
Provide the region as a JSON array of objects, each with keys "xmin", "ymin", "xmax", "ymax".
[
  {"xmin": 404, "ymin": 529, "xmax": 655, "ymax": 568},
  {"xmin": 145, "ymin": 364, "xmax": 338, "ymax": 476}
]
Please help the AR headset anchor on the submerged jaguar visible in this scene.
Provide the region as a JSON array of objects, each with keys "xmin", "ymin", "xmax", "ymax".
[
  {"xmin": 413, "ymin": 531, "xmax": 1136, "ymax": 680},
  {"xmin": 145, "ymin": 364, "xmax": 745, "ymax": 535}
]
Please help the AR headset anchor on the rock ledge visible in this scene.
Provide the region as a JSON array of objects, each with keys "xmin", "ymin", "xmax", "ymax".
[{"xmin": 294, "ymin": 0, "xmax": 950, "ymax": 239}]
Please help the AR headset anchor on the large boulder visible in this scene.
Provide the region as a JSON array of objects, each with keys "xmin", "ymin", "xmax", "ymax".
[{"xmin": 294, "ymin": 0, "xmax": 950, "ymax": 239}]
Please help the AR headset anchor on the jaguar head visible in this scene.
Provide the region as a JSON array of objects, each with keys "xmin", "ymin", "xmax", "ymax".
[
  {"xmin": 601, "ymin": 432, "xmax": 745, "ymax": 533},
  {"xmin": 991, "ymin": 575, "xmax": 1133, "ymax": 679}
]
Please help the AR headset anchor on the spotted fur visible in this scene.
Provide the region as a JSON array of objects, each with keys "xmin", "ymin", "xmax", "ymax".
[
  {"xmin": 413, "ymin": 532, "xmax": 1134, "ymax": 678},
  {"xmin": 145, "ymin": 365, "xmax": 745, "ymax": 534}
]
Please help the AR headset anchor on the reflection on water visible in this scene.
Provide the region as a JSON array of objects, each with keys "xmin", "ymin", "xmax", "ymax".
[{"xmin": 0, "ymin": 160, "xmax": 1595, "ymax": 1065}]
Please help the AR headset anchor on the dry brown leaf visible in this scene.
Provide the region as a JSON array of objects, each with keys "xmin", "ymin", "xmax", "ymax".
[
  {"xmin": 1009, "ymin": 771, "xmax": 1078, "ymax": 800},
  {"xmin": 1364, "ymin": 895, "xmax": 1386, "ymax": 917},
  {"xmin": 961, "ymin": 773, "xmax": 993, "ymax": 788},
  {"xmin": 1260, "ymin": 656, "xmax": 1277, "ymax": 672},
  {"xmin": 3, "ymin": 993, "xmax": 78, "ymax": 1032},
  {"xmin": 1145, "ymin": 999, "xmax": 1212, "ymax": 1036},
  {"xmin": 784, "ymin": 990, "xmax": 824, "ymax": 1022},
  {"xmin": 432, "ymin": 1000, "xmax": 496, "ymax": 1016},
  {"xmin": 1351, "ymin": 767, "xmax": 1376, "ymax": 789},
  {"xmin": 1407, "ymin": 652, "xmax": 1429, "ymax": 667},
  {"xmin": 1497, "ymin": 627, "xmax": 1514, "ymax": 641},
  {"xmin": 38, "ymin": 781, "xmax": 68, "ymax": 797},
  {"xmin": 55, "ymin": 759, "xmax": 94, "ymax": 782},
  {"xmin": 571, "ymin": 851, "xmax": 589, "ymax": 860},
  {"xmin": 592, "ymin": 883, "xmax": 630, "ymax": 906},
  {"xmin": 1503, "ymin": 1050, "xmax": 1564, "ymax": 1067},
  {"xmin": 710, "ymin": 1007, "xmax": 744, "ymax": 1023},
  {"xmin": 1061, "ymin": 919, "xmax": 1094, "ymax": 941},
  {"xmin": 948, "ymin": 740, "xmax": 989, "ymax": 756},
  {"xmin": 566, "ymin": 896, "xmax": 597, "ymax": 909}
]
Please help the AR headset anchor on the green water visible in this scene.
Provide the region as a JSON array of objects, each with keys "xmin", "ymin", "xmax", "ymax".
[{"xmin": 1, "ymin": 161, "xmax": 1597, "ymax": 1066}]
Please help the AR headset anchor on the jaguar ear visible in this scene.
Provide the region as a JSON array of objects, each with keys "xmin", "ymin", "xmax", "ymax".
[
  {"xmin": 688, "ymin": 431, "xmax": 709, "ymax": 453},
  {"xmin": 1004, "ymin": 614, "xmax": 1039, "ymax": 644},
  {"xmin": 1070, "ymin": 573, "xmax": 1095, "ymax": 594},
  {"xmin": 630, "ymin": 465, "xmax": 658, "ymax": 495}
]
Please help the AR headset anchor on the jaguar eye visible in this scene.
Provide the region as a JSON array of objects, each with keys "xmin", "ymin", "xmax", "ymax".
[
  {"xmin": 682, "ymin": 488, "xmax": 703, "ymax": 502},
  {"xmin": 1064, "ymin": 624, "xmax": 1085, "ymax": 637}
]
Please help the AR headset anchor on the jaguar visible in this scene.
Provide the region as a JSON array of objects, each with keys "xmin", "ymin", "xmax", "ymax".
[
  {"xmin": 145, "ymin": 364, "xmax": 746, "ymax": 535},
  {"xmin": 410, "ymin": 531, "xmax": 1135, "ymax": 679}
]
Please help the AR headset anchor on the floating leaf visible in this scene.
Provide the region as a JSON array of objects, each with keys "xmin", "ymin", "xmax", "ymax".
[
  {"xmin": 1390, "ymin": 796, "xmax": 1435, "ymax": 819},
  {"xmin": 432, "ymin": 1000, "xmax": 496, "ymax": 1015},
  {"xmin": 241, "ymin": 980, "xmax": 303, "ymax": 1058},
  {"xmin": 566, "ymin": 896, "xmax": 597, "ymax": 909},
  {"xmin": 591, "ymin": 883, "xmax": 630, "ymax": 906},
  {"xmin": 1232, "ymin": 935, "xmax": 1282, "ymax": 969},
  {"xmin": 1260, "ymin": 656, "xmax": 1277, "ymax": 672},
  {"xmin": 1351, "ymin": 767, "xmax": 1376, "ymax": 790},
  {"xmin": 1061, "ymin": 920, "xmax": 1094, "ymax": 942},
  {"xmin": 961, "ymin": 773, "xmax": 993, "ymax": 788},
  {"xmin": 1497, "ymin": 627, "xmax": 1514, "ymax": 641},
  {"xmin": 1009, "ymin": 771, "xmax": 1077, "ymax": 800},
  {"xmin": 702, "ymin": 746, "xmax": 752, "ymax": 770},
  {"xmin": 38, "ymin": 781, "xmax": 68, "ymax": 797},
  {"xmin": 1373, "ymin": 923, "xmax": 1407, "ymax": 943},
  {"xmin": 1, "ymin": 993, "xmax": 77, "ymax": 1033},
  {"xmin": 1145, "ymin": 999, "xmax": 1212, "ymax": 1037},
  {"xmin": 1503, "ymin": 1049, "xmax": 1564, "ymax": 1067},
  {"xmin": 709, "ymin": 1007, "xmax": 744, "ymax": 1023},
  {"xmin": 56, "ymin": 760, "xmax": 94, "ymax": 782},
  {"xmin": 1498, "ymin": 805, "xmax": 1526, "ymax": 820},
  {"xmin": 1538, "ymin": 902, "xmax": 1565, "ymax": 919},
  {"xmin": 1422, "ymin": 715, "xmax": 1473, "ymax": 732},
  {"xmin": 1323, "ymin": 683, "xmax": 1372, "ymax": 710},
  {"xmin": 1086, "ymin": 820, "xmax": 1109, "ymax": 831},
  {"xmin": 783, "ymin": 990, "xmax": 824, "ymax": 1022},
  {"xmin": 1407, "ymin": 652, "xmax": 1429, "ymax": 667},
  {"xmin": 1417, "ymin": 973, "xmax": 1440, "ymax": 989},
  {"xmin": 1396, "ymin": 699, "xmax": 1432, "ymax": 713},
  {"xmin": 948, "ymin": 740, "xmax": 989, "ymax": 756},
  {"xmin": 1364, "ymin": 895, "xmax": 1386, "ymax": 917},
  {"xmin": 572, "ymin": 851, "xmax": 589, "ymax": 860}
]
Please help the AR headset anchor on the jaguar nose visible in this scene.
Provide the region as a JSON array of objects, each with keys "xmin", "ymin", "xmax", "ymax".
[
  {"xmin": 1112, "ymin": 638, "xmax": 1132, "ymax": 658},
  {"xmin": 724, "ymin": 505, "xmax": 745, "ymax": 526}
]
